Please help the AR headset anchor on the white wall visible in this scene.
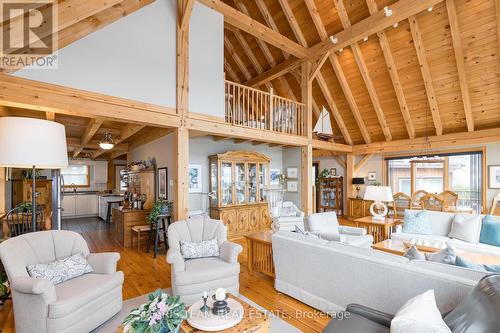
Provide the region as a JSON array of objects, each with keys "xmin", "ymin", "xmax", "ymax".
[
  {"xmin": 14, "ymin": 2, "xmax": 224, "ymax": 118},
  {"xmin": 129, "ymin": 135, "xmax": 284, "ymax": 212},
  {"xmin": 282, "ymin": 147, "xmax": 302, "ymax": 207},
  {"xmin": 486, "ymin": 142, "xmax": 500, "ymax": 209}
]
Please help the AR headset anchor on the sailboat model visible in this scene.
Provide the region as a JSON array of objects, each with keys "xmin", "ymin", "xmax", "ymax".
[{"xmin": 313, "ymin": 107, "xmax": 334, "ymax": 140}]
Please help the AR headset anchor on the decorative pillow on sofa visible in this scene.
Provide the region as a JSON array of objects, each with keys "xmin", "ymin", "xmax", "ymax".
[
  {"xmin": 448, "ymin": 213, "xmax": 482, "ymax": 244},
  {"xmin": 391, "ymin": 290, "xmax": 452, "ymax": 333},
  {"xmin": 180, "ymin": 238, "xmax": 220, "ymax": 259},
  {"xmin": 424, "ymin": 244, "xmax": 457, "ymax": 265},
  {"xmin": 26, "ymin": 253, "xmax": 93, "ymax": 285},
  {"xmin": 402, "ymin": 210, "xmax": 432, "ymax": 235},
  {"xmin": 455, "ymin": 256, "xmax": 500, "ymax": 273},
  {"xmin": 404, "ymin": 246, "xmax": 426, "ymax": 260},
  {"xmin": 479, "ymin": 214, "xmax": 500, "ymax": 247}
]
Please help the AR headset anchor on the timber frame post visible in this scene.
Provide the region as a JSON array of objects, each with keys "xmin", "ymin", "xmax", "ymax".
[
  {"xmin": 301, "ymin": 61, "xmax": 313, "ymax": 215},
  {"xmin": 174, "ymin": 0, "xmax": 190, "ymax": 221},
  {"xmin": 346, "ymin": 154, "xmax": 355, "ymax": 206}
]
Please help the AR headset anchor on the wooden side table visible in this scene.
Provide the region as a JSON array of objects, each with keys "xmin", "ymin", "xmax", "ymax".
[
  {"xmin": 244, "ymin": 231, "xmax": 274, "ymax": 278},
  {"xmin": 353, "ymin": 216, "xmax": 402, "ymax": 243}
]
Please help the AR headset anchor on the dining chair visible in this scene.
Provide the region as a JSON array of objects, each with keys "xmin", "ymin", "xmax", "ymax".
[
  {"xmin": 410, "ymin": 190, "xmax": 428, "ymax": 209},
  {"xmin": 421, "ymin": 193, "xmax": 444, "ymax": 211},
  {"xmin": 5, "ymin": 204, "xmax": 45, "ymax": 237},
  {"xmin": 392, "ymin": 192, "xmax": 411, "ymax": 218},
  {"xmin": 439, "ymin": 190, "xmax": 459, "ymax": 210}
]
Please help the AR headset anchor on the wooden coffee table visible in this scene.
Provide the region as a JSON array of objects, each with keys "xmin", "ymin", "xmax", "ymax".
[
  {"xmin": 353, "ymin": 216, "xmax": 402, "ymax": 243},
  {"xmin": 244, "ymin": 231, "xmax": 274, "ymax": 278},
  {"xmin": 180, "ymin": 295, "xmax": 270, "ymax": 333},
  {"xmin": 373, "ymin": 239, "xmax": 500, "ymax": 265}
]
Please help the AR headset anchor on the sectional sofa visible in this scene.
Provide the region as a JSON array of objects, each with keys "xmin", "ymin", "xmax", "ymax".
[
  {"xmin": 272, "ymin": 231, "xmax": 488, "ymax": 315},
  {"xmin": 391, "ymin": 210, "xmax": 500, "ymax": 256}
]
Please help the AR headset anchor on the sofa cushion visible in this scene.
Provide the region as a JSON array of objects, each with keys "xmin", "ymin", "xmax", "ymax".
[
  {"xmin": 404, "ymin": 246, "xmax": 426, "ymax": 261},
  {"xmin": 49, "ymin": 272, "xmax": 124, "ymax": 319},
  {"xmin": 479, "ymin": 214, "xmax": 500, "ymax": 247},
  {"xmin": 448, "ymin": 213, "xmax": 482, "ymax": 244},
  {"xmin": 402, "ymin": 210, "xmax": 432, "ymax": 235},
  {"xmin": 322, "ymin": 313, "xmax": 390, "ymax": 333},
  {"xmin": 175, "ymin": 257, "xmax": 240, "ymax": 286},
  {"xmin": 342, "ymin": 234, "xmax": 374, "ymax": 248},
  {"xmin": 424, "ymin": 245, "xmax": 457, "ymax": 265},
  {"xmin": 391, "ymin": 232, "xmax": 451, "ymax": 243},
  {"xmin": 404, "ymin": 210, "xmax": 454, "ymax": 237},
  {"xmin": 447, "ymin": 238, "xmax": 500, "ymax": 256},
  {"xmin": 307, "ymin": 211, "xmax": 339, "ymax": 234},
  {"xmin": 455, "ymin": 256, "xmax": 500, "ymax": 273}
]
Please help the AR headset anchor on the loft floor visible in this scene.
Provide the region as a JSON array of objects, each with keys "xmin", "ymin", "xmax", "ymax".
[{"xmin": 0, "ymin": 219, "xmax": 330, "ymax": 333}]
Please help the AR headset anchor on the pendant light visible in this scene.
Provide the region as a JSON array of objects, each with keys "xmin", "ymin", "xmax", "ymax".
[{"xmin": 99, "ymin": 132, "xmax": 115, "ymax": 150}]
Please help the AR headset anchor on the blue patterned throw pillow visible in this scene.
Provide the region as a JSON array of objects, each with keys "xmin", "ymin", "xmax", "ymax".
[
  {"xmin": 402, "ymin": 210, "xmax": 432, "ymax": 235},
  {"xmin": 479, "ymin": 215, "xmax": 500, "ymax": 247}
]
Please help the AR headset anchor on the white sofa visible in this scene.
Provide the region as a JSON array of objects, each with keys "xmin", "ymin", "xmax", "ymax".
[
  {"xmin": 272, "ymin": 231, "xmax": 487, "ymax": 315},
  {"xmin": 277, "ymin": 201, "xmax": 305, "ymax": 231},
  {"xmin": 306, "ymin": 211, "xmax": 373, "ymax": 248},
  {"xmin": 391, "ymin": 209, "xmax": 500, "ymax": 256}
]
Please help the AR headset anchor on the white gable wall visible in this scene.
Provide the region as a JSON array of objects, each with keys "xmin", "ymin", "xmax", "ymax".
[{"xmin": 14, "ymin": 1, "xmax": 224, "ymax": 118}]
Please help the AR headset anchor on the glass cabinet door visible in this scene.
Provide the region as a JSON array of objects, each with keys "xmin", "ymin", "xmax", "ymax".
[
  {"xmin": 248, "ymin": 163, "xmax": 257, "ymax": 203},
  {"xmin": 221, "ymin": 162, "xmax": 233, "ymax": 206},
  {"xmin": 235, "ymin": 162, "xmax": 246, "ymax": 204},
  {"xmin": 209, "ymin": 160, "xmax": 218, "ymax": 206},
  {"xmin": 259, "ymin": 163, "xmax": 269, "ymax": 202}
]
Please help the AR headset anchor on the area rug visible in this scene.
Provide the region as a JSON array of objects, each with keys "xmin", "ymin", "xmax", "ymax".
[{"xmin": 94, "ymin": 289, "xmax": 301, "ymax": 333}]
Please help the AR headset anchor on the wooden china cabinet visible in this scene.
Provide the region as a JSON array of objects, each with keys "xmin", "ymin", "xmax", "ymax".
[{"xmin": 209, "ymin": 151, "xmax": 272, "ymax": 239}]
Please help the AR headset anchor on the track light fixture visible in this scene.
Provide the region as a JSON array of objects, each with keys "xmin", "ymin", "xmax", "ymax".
[
  {"xmin": 428, "ymin": 6, "xmax": 433, "ymax": 12},
  {"xmin": 338, "ymin": 48, "xmax": 344, "ymax": 53},
  {"xmin": 383, "ymin": 6, "xmax": 393, "ymax": 17},
  {"xmin": 393, "ymin": 22, "xmax": 399, "ymax": 28},
  {"xmin": 330, "ymin": 36, "xmax": 338, "ymax": 44},
  {"xmin": 363, "ymin": 36, "xmax": 368, "ymax": 42}
]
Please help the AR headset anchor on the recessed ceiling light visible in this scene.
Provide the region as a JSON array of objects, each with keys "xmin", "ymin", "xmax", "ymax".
[
  {"xmin": 363, "ymin": 36, "xmax": 368, "ymax": 42},
  {"xmin": 330, "ymin": 36, "xmax": 338, "ymax": 44},
  {"xmin": 393, "ymin": 22, "xmax": 399, "ymax": 28},
  {"xmin": 383, "ymin": 6, "xmax": 393, "ymax": 17},
  {"xmin": 338, "ymin": 48, "xmax": 344, "ymax": 53},
  {"xmin": 428, "ymin": 6, "xmax": 433, "ymax": 12}
]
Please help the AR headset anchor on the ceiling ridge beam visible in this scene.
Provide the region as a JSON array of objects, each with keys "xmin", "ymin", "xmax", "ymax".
[
  {"xmin": 73, "ymin": 118, "xmax": 104, "ymax": 157},
  {"xmin": 409, "ymin": 15, "xmax": 443, "ymax": 136},
  {"xmin": 333, "ymin": 0, "xmax": 391, "ymax": 141},
  {"xmin": 308, "ymin": 0, "xmax": 445, "ymax": 59},
  {"xmin": 445, "ymin": 0, "xmax": 474, "ymax": 132},
  {"xmin": 198, "ymin": 0, "xmax": 308, "ymax": 58}
]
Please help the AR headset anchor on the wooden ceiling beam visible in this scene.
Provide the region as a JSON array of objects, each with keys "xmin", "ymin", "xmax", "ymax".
[
  {"xmin": 128, "ymin": 128, "xmax": 173, "ymax": 151},
  {"xmin": 110, "ymin": 150, "xmax": 127, "ymax": 160},
  {"xmin": 312, "ymin": 139, "xmax": 352, "ymax": 153},
  {"xmin": 92, "ymin": 123, "xmax": 145, "ymax": 159},
  {"xmin": 445, "ymin": 0, "xmax": 474, "ymax": 132},
  {"xmin": 224, "ymin": 62, "xmax": 240, "ymax": 82},
  {"xmin": 244, "ymin": 57, "xmax": 302, "ymax": 87},
  {"xmin": 233, "ymin": 31, "xmax": 263, "ymax": 74},
  {"xmin": 46, "ymin": 112, "xmax": 56, "ymax": 121},
  {"xmin": 2, "ymin": 0, "xmax": 122, "ymax": 56},
  {"xmin": 308, "ymin": 0, "xmax": 444, "ymax": 59},
  {"xmin": 198, "ymin": 0, "xmax": 308, "ymax": 58},
  {"xmin": 309, "ymin": 51, "xmax": 330, "ymax": 83},
  {"xmin": 73, "ymin": 119, "xmax": 104, "ymax": 157},
  {"xmin": 0, "ymin": 1, "xmax": 50, "ymax": 26},
  {"xmin": 179, "ymin": 0, "xmax": 195, "ymax": 32},
  {"xmin": 365, "ymin": 0, "xmax": 415, "ymax": 139},
  {"xmin": 353, "ymin": 128, "xmax": 500, "ymax": 154},
  {"xmin": 355, "ymin": 154, "xmax": 374, "ymax": 172},
  {"xmin": 224, "ymin": 35, "xmax": 252, "ymax": 81},
  {"xmin": 332, "ymin": 155, "xmax": 347, "ymax": 169},
  {"xmin": 409, "ymin": 15, "xmax": 443, "ymax": 136}
]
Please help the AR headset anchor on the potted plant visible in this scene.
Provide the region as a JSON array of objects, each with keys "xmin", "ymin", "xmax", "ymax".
[
  {"xmin": 122, "ymin": 289, "xmax": 187, "ymax": 333},
  {"xmin": 147, "ymin": 199, "xmax": 173, "ymax": 224}
]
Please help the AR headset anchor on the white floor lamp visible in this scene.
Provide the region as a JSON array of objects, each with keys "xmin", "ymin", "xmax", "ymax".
[{"xmin": 0, "ymin": 117, "xmax": 68, "ymax": 232}]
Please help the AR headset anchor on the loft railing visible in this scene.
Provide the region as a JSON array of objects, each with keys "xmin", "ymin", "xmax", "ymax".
[{"xmin": 225, "ymin": 80, "xmax": 306, "ymax": 136}]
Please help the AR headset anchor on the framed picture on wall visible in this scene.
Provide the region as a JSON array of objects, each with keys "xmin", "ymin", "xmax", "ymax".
[
  {"xmin": 367, "ymin": 172, "xmax": 376, "ymax": 181},
  {"xmin": 157, "ymin": 167, "xmax": 168, "ymax": 199},
  {"xmin": 270, "ymin": 169, "xmax": 281, "ymax": 185},
  {"xmin": 286, "ymin": 167, "xmax": 298, "ymax": 179},
  {"xmin": 188, "ymin": 164, "xmax": 202, "ymax": 193},
  {"xmin": 489, "ymin": 165, "xmax": 500, "ymax": 189},
  {"xmin": 286, "ymin": 180, "xmax": 298, "ymax": 192}
]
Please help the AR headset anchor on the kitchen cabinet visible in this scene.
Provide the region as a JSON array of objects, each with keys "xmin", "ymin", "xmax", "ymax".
[
  {"xmin": 62, "ymin": 194, "xmax": 98, "ymax": 218},
  {"xmin": 94, "ymin": 161, "xmax": 108, "ymax": 183}
]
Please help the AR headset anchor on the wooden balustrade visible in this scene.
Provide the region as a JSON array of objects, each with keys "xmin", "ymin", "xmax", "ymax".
[{"xmin": 225, "ymin": 80, "xmax": 305, "ymax": 136}]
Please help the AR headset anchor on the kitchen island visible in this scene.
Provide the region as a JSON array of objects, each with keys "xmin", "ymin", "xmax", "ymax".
[{"xmin": 113, "ymin": 207, "xmax": 150, "ymax": 248}]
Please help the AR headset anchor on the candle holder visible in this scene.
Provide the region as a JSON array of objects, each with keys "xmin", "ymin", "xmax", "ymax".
[
  {"xmin": 200, "ymin": 295, "xmax": 210, "ymax": 313},
  {"xmin": 211, "ymin": 294, "xmax": 230, "ymax": 316}
]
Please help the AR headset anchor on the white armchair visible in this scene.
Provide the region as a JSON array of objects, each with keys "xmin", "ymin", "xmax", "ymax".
[
  {"xmin": 167, "ymin": 216, "xmax": 243, "ymax": 306},
  {"xmin": 277, "ymin": 201, "xmax": 305, "ymax": 231},
  {"xmin": 306, "ymin": 212, "xmax": 373, "ymax": 248},
  {"xmin": 0, "ymin": 230, "xmax": 123, "ymax": 333}
]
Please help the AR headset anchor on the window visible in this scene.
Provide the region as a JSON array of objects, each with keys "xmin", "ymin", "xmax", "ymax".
[
  {"xmin": 386, "ymin": 151, "xmax": 483, "ymax": 211},
  {"xmin": 62, "ymin": 165, "xmax": 90, "ymax": 187}
]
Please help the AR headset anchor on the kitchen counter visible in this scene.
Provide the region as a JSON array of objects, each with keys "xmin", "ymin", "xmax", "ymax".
[{"xmin": 113, "ymin": 207, "xmax": 151, "ymax": 247}]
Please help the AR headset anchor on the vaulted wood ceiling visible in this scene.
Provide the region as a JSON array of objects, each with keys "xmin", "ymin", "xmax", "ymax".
[{"xmin": 222, "ymin": 0, "xmax": 500, "ymax": 145}]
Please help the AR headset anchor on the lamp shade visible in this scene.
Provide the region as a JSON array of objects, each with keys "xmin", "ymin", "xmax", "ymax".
[
  {"xmin": 352, "ymin": 177, "xmax": 365, "ymax": 185},
  {"xmin": 363, "ymin": 185, "xmax": 393, "ymax": 202},
  {"xmin": 0, "ymin": 117, "xmax": 68, "ymax": 169}
]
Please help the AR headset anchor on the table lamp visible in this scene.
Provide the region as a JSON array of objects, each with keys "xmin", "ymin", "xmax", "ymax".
[
  {"xmin": 363, "ymin": 185, "xmax": 393, "ymax": 220},
  {"xmin": 352, "ymin": 177, "xmax": 365, "ymax": 198},
  {"xmin": 264, "ymin": 187, "xmax": 286, "ymax": 231},
  {"xmin": 0, "ymin": 117, "xmax": 68, "ymax": 232}
]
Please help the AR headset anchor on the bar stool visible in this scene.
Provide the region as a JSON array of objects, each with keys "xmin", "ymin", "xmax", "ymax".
[
  {"xmin": 147, "ymin": 214, "xmax": 171, "ymax": 258},
  {"xmin": 106, "ymin": 200, "xmax": 122, "ymax": 225}
]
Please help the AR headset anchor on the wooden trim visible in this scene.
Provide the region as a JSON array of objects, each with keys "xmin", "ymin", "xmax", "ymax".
[
  {"xmin": 353, "ymin": 129, "xmax": 500, "ymax": 154},
  {"xmin": 409, "ymin": 15, "xmax": 443, "ymax": 136},
  {"xmin": 307, "ymin": 0, "xmax": 445, "ymax": 58},
  {"xmin": 445, "ymin": 0, "xmax": 474, "ymax": 132},
  {"xmin": 198, "ymin": 0, "xmax": 308, "ymax": 58}
]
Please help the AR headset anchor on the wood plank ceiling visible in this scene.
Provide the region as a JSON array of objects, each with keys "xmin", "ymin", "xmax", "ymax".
[{"xmin": 222, "ymin": 0, "xmax": 500, "ymax": 145}]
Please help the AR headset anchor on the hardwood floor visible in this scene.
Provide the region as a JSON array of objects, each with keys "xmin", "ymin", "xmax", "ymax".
[{"xmin": 0, "ymin": 219, "xmax": 330, "ymax": 333}]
